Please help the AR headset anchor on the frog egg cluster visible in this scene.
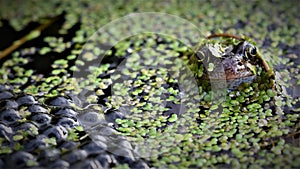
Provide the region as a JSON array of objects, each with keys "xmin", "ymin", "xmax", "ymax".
[{"xmin": 0, "ymin": 84, "xmax": 149, "ymax": 168}]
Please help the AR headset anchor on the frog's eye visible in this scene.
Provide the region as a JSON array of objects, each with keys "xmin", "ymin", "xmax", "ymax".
[
  {"xmin": 244, "ymin": 45, "xmax": 257, "ymax": 62},
  {"xmin": 249, "ymin": 46, "xmax": 257, "ymax": 56},
  {"xmin": 246, "ymin": 46, "xmax": 257, "ymax": 57}
]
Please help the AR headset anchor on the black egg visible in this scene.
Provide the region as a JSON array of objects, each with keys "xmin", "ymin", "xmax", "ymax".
[
  {"xmin": 56, "ymin": 117, "xmax": 79, "ymax": 128},
  {"xmin": 14, "ymin": 122, "xmax": 39, "ymax": 136},
  {"xmin": 8, "ymin": 151, "xmax": 37, "ymax": 168},
  {"xmin": 0, "ymin": 109, "xmax": 21, "ymax": 125},
  {"xmin": 48, "ymin": 160, "xmax": 70, "ymax": 169},
  {"xmin": 78, "ymin": 111, "xmax": 104, "ymax": 129},
  {"xmin": 59, "ymin": 140, "xmax": 79, "ymax": 150},
  {"xmin": 98, "ymin": 125, "xmax": 118, "ymax": 136},
  {"xmin": 24, "ymin": 135, "xmax": 48, "ymax": 152},
  {"xmin": 28, "ymin": 104, "xmax": 48, "ymax": 113},
  {"xmin": 0, "ymin": 100, "xmax": 18, "ymax": 110},
  {"xmin": 0, "ymin": 123, "xmax": 13, "ymax": 141},
  {"xmin": 81, "ymin": 141, "xmax": 106, "ymax": 155},
  {"xmin": 62, "ymin": 149, "xmax": 88, "ymax": 164},
  {"xmin": 30, "ymin": 113, "xmax": 51, "ymax": 127},
  {"xmin": 96, "ymin": 154, "xmax": 117, "ymax": 168},
  {"xmin": 43, "ymin": 125, "xmax": 68, "ymax": 142},
  {"xmin": 113, "ymin": 148, "xmax": 135, "ymax": 164},
  {"xmin": 52, "ymin": 108, "xmax": 78, "ymax": 118},
  {"xmin": 0, "ymin": 84, "xmax": 12, "ymax": 92},
  {"xmin": 104, "ymin": 108, "xmax": 125, "ymax": 123},
  {"xmin": 0, "ymin": 91, "xmax": 14, "ymax": 100},
  {"xmin": 38, "ymin": 149, "xmax": 60, "ymax": 165},
  {"xmin": 45, "ymin": 96, "xmax": 73, "ymax": 107},
  {"xmin": 16, "ymin": 95, "xmax": 37, "ymax": 106}
]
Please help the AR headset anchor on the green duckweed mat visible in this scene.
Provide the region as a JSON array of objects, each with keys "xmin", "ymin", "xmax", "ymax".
[{"xmin": 0, "ymin": 0, "xmax": 300, "ymax": 168}]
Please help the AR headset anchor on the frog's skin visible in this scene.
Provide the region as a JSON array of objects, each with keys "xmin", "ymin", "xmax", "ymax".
[
  {"xmin": 222, "ymin": 41, "xmax": 258, "ymax": 79},
  {"xmin": 189, "ymin": 38, "xmax": 274, "ymax": 90}
]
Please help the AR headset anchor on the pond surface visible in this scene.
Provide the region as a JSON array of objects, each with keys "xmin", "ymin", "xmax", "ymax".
[{"xmin": 0, "ymin": 1, "xmax": 300, "ymax": 168}]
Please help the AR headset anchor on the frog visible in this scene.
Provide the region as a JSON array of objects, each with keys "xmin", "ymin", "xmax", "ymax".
[{"xmin": 188, "ymin": 34, "xmax": 275, "ymax": 90}]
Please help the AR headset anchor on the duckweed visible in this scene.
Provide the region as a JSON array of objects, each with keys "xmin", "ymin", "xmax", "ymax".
[{"xmin": 0, "ymin": 0, "xmax": 300, "ymax": 168}]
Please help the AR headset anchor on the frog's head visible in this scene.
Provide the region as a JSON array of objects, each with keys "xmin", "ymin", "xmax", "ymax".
[
  {"xmin": 221, "ymin": 40, "xmax": 275, "ymax": 89},
  {"xmin": 232, "ymin": 40, "xmax": 274, "ymax": 77},
  {"xmin": 221, "ymin": 41, "xmax": 259, "ymax": 80},
  {"xmin": 189, "ymin": 34, "xmax": 275, "ymax": 90},
  {"xmin": 233, "ymin": 41, "xmax": 258, "ymax": 64}
]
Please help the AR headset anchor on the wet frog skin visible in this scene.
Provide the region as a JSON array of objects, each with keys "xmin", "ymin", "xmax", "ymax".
[
  {"xmin": 222, "ymin": 41, "xmax": 258, "ymax": 80},
  {"xmin": 189, "ymin": 36, "xmax": 274, "ymax": 90}
]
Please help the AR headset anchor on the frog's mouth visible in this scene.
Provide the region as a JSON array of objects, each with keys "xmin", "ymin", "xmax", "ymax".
[
  {"xmin": 194, "ymin": 33, "xmax": 275, "ymax": 90},
  {"xmin": 205, "ymin": 52, "xmax": 256, "ymax": 81},
  {"xmin": 222, "ymin": 57, "xmax": 257, "ymax": 80},
  {"xmin": 206, "ymin": 59, "xmax": 257, "ymax": 90}
]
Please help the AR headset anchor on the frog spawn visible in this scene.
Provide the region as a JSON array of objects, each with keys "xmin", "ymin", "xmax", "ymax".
[{"xmin": 0, "ymin": 87, "xmax": 149, "ymax": 168}]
